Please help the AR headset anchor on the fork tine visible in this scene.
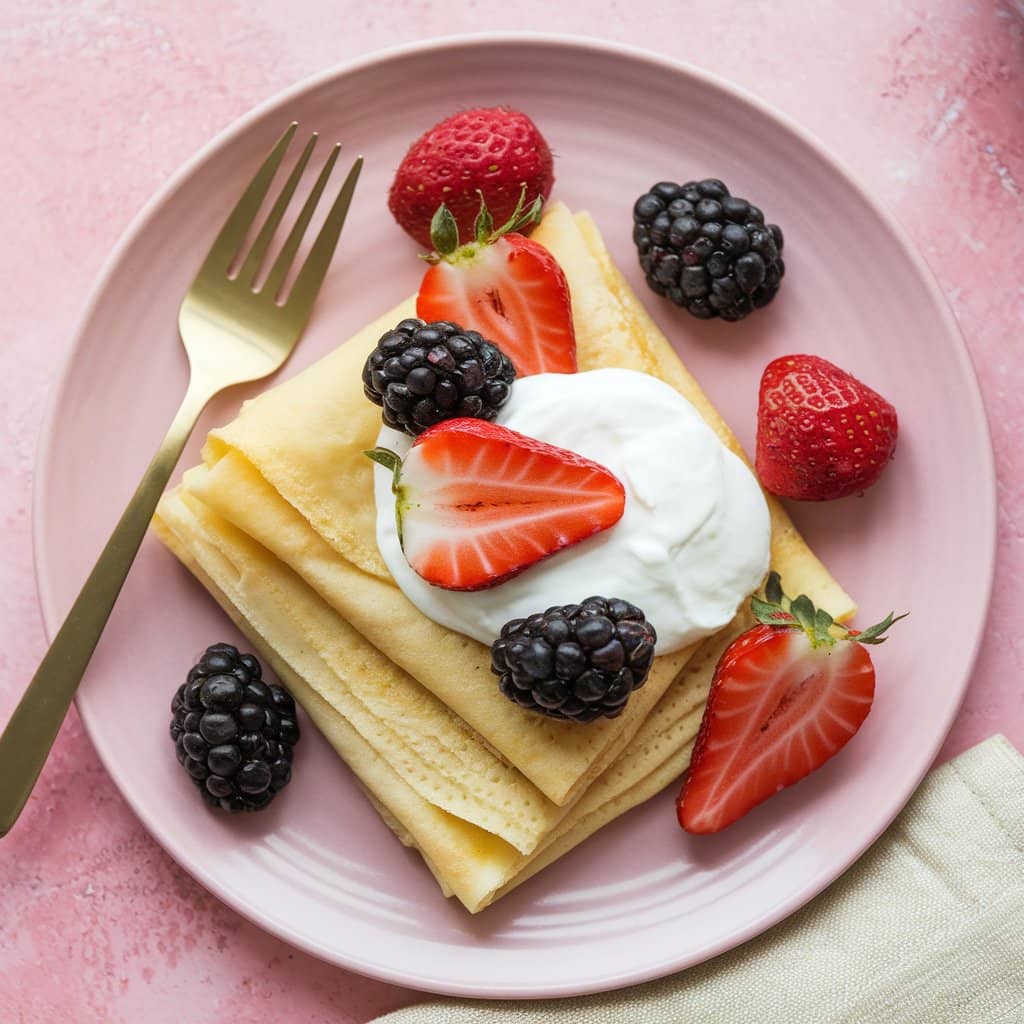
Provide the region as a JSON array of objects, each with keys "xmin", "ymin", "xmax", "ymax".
[
  {"xmin": 197, "ymin": 122, "xmax": 298, "ymax": 277},
  {"xmin": 283, "ymin": 156, "xmax": 364, "ymax": 318},
  {"xmin": 261, "ymin": 143, "xmax": 342, "ymax": 301},
  {"xmin": 237, "ymin": 132, "xmax": 318, "ymax": 287}
]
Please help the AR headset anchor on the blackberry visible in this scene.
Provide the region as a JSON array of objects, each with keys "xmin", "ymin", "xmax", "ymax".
[
  {"xmin": 632, "ymin": 179, "xmax": 785, "ymax": 321},
  {"xmin": 169, "ymin": 643, "xmax": 299, "ymax": 812},
  {"xmin": 362, "ymin": 318, "xmax": 516, "ymax": 436},
  {"xmin": 490, "ymin": 597, "xmax": 657, "ymax": 723}
]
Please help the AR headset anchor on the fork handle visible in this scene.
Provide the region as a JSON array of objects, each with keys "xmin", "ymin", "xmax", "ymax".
[{"xmin": 0, "ymin": 380, "xmax": 211, "ymax": 836}]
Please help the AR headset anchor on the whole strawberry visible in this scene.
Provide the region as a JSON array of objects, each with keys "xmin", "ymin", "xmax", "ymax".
[
  {"xmin": 756, "ymin": 354, "xmax": 898, "ymax": 501},
  {"xmin": 388, "ymin": 107, "xmax": 554, "ymax": 249}
]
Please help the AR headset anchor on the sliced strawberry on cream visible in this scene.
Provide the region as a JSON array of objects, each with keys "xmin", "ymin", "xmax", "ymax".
[{"xmin": 366, "ymin": 418, "xmax": 625, "ymax": 592}]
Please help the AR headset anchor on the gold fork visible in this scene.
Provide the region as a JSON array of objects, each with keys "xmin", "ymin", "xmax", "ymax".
[{"xmin": 0, "ymin": 123, "xmax": 362, "ymax": 835}]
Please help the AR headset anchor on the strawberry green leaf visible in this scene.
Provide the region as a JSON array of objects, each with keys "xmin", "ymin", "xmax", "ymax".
[
  {"xmin": 518, "ymin": 194, "xmax": 545, "ymax": 228},
  {"xmin": 430, "ymin": 203, "xmax": 460, "ymax": 257},
  {"xmin": 473, "ymin": 192, "xmax": 493, "ymax": 245},
  {"xmin": 814, "ymin": 607, "xmax": 835, "ymax": 645},
  {"xmin": 433, "ymin": 188, "xmax": 545, "ymax": 265},
  {"xmin": 365, "ymin": 448, "xmax": 407, "ymax": 545},
  {"xmin": 752, "ymin": 595, "xmax": 796, "ymax": 626},
  {"xmin": 750, "ymin": 570, "xmax": 900, "ymax": 650},
  {"xmin": 789, "ymin": 594, "xmax": 817, "ymax": 637},
  {"xmin": 491, "ymin": 185, "xmax": 544, "ymax": 239},
  {"xmin": 851, "ymin": 611, "xmax": 909, "ymax": 645},
  {"xmin": 364, "ymin": 447, "xmax": 403, "ymax": 489}
]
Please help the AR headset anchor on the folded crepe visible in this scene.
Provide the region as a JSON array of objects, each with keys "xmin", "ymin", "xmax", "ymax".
[{"xmin": 153, "ymin": 203, "xmax": 854, "ymax": 912}]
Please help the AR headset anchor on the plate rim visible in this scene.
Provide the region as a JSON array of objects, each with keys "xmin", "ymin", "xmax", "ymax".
[{"xmin": 32, "ymin": 31, "xmax": 998, "ymax": 998}]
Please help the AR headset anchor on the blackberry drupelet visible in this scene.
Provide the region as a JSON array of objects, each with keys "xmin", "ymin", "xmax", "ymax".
[
  {"xmin": 490, "ymin": 597, "xmax": 657, "ymax": 723},
  {"xmin": 169, "ymin": 643, "xmax": 299, "ymax": 812},
  {"xmin": 632, "ymin": 179, "xmax": 785, "ymax": 321},
  {"xmin": 362, "ymin": 318, "xmax": 516, "ymax": 436}
]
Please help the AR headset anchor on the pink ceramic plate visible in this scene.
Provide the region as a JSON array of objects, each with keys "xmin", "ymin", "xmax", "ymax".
[{"xmin": 34, "ymin": 35, "xmax": 995, "ymax": 998}]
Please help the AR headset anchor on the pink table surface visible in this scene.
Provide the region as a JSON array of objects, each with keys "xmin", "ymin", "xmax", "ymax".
[{"xmin": 1, "ymin": 3, "xmax": 1021, "ymax": 1021}]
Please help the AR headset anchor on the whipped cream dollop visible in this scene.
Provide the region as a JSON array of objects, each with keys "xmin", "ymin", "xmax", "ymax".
[{"xmin": 373, "ymin": 368, "xmax": 771, "ymax": 654}]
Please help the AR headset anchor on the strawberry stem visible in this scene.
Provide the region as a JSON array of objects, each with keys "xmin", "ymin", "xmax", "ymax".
[{"xmin": 752, "ymin": 571, "xmax": 906, "ymax": 647}]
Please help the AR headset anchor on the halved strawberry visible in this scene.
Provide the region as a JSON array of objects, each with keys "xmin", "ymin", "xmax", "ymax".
[
  {"xmin": 416, "ymin": 194, "xmax": 577, "ymax": 377},
  {"xmin": 678, "ymin": 573, "xmax": 904, "ymax": 834},
  {"xmin": 366, "ymin": 418, "xmax": 624, "ymax": 591}
]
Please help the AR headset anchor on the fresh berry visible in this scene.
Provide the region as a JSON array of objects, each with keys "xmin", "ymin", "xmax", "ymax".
[
  {"xmin": 366, "ymin": 419, "xmax": 625, "ymax": 591},
  {"xmin": 169, "ymin": 643, "xmax": 300, "ymax": 812},
  {"xmin": 491, "ymin": 597, "xmax": 657, "ymax": 723},
  {"xmin": 756, "ymin": 354, "xmax": 898, "ymax": 500},
  {"xmin": 388, "ymin": 106, "xmax": 554, "ymax": 249},
  {"xmin": 416, "ymin": 194, "xmax": 577, "ymax": 377},
  {"xmin": 678, "ymin": 573, "xmax": 903, "ymax": 833},
  {"xmin": 632, "ymin": 179, "xmax": 785, "ymax": 321},
  {"xmin": 362, "ymin": 317, "xmax": 516, "ymax": 436}
]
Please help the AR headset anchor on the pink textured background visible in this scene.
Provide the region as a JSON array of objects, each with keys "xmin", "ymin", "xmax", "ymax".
[{"xmin": 1, "ymin": 3, "xmax": 1021, "ymax": 1021}]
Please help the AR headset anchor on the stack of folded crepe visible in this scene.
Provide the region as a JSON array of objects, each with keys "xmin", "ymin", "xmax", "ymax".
[{"xmin": 153, "ymin": 203, "xmax": 854, "ymax": 913}]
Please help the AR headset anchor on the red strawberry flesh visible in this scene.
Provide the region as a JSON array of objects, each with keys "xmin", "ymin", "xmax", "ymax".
[
  {"xmin": 378, "ymin": 418, "xmax": 625, "ymax": 591},
  {"xmin": 417, "ymin": 234, "xmax": 577, "ymax": 376},
  {"xmin": 678, "ymin": 625, "xmax": 875, "ymax": 834}
]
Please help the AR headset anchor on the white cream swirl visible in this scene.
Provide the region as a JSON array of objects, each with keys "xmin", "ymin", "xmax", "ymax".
[{"xmin": 373, "ymin": 368, "xmax": 770, "ymax": 653}]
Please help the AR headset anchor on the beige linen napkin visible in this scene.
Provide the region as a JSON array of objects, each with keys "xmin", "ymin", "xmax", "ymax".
[{"xmin": 372, "ymin": 735, "xmax": 1024, "ymax": 1024}]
